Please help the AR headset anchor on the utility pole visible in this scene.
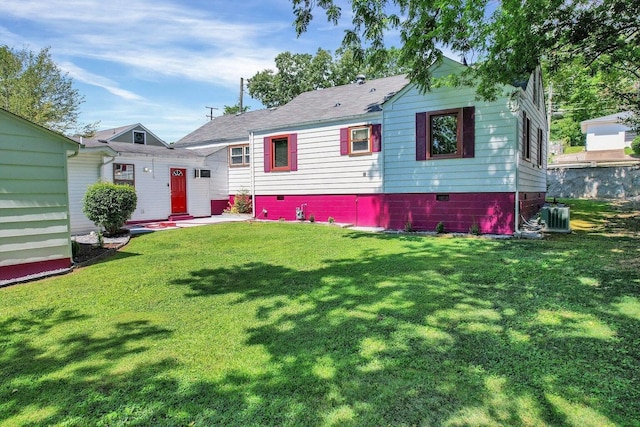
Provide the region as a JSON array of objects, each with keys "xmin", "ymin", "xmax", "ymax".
[
  {"xmin": 205, "ymin": 106, "xmax": 218, "ymax": 120},
  {"xmin": 239, "ymin": 77, "xmax": 244, "ymax": 113}
]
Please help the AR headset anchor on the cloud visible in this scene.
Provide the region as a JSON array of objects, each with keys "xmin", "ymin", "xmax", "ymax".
[
  {"xmin": 58, "ymin": 61, "xmax": 146, "ymax": 101},
  {"xmin": 0, "ymin": 0, "xmax": 288, "ymax": 86}
]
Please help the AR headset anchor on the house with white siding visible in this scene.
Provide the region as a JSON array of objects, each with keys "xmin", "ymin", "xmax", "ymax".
[
  {"xmin": 69, "ymin": 124, "xmax": 217, "ymax": 234},
  {"xmin": 174, "ymin": 109, "xmax": 280, "ymax": 213},
  {"xmin": 177, "ymin": 58, "xmax": 547, "ymax": 234},
  {"xmin": 0, "ymin": 108, "xmax": 79, "ymax": 283},
  {"xmin": 580, "ymin": 111, "xmax": 636, "ymax": 151}
]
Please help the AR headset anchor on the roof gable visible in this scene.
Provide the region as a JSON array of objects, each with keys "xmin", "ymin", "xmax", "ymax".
[
  {"xmin": 93, "ymin": 124, "xmax": 168, "ymax": 147},
  {"xmin": 0, "ymin": 108, "xmax": 79, "ymax": 149}
]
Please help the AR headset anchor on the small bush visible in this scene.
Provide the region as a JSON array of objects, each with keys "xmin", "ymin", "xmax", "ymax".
[
  {"xmin": 436, "ymin": 221, "xmax": 445, "ymax": 234},
  {"xmin": 632, "ymin": 136, "xmax": 640, "ymax": 156},
  {"xmin": 469, "ymin": 222, "xmax": 481, "ymax": 235},
  {"xmin": 404, "ymin": 221, "xmax": 413, "ymax": 232},
  {"xmin": 328, "ymin": 217, "xmax": 335, "ymax": 224},
  {"xmin": 309, "ymin": 215, "xmax": 315, "ymax": 223},
  {"xmin": 225, "ymin": 188, "xmax": 252, "ymax": 214},
  {"xmin": 82, "ymin": 182, "xmax": 137, "ymax": 235},
  {"xmin": 71, "ymin": 240, "xmax": 80, "ymax": 259}
]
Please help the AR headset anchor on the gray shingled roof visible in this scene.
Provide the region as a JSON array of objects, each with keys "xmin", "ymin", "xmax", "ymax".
[
  {"xmin": 173, "ymin": 109, "xmax": 279, "ymax": 147},
  {"xmin": 80, "ymin": 138, "xmax": 202, "ymax": 158},
  {"xmin": 174, "ymin": 74, "xmax": 410, "ymax": 147},
  {"xmin": 258, "ymin": 74, "xmax": 410, "ymax": 131}
]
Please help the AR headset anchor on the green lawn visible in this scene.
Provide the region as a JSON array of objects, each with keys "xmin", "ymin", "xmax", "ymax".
[{"xmin": 1, "ymin": 200, "xmax": 639, "ymax": 426}]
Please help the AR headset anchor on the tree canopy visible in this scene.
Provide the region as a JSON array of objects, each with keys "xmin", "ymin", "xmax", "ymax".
[
  {"xmin": 290, "ymin": 0, "xmax": 639, "ymax": 128},
  {"xmin": 0, "ymin": 45, "xmax": 96, "ymax": 136},
  {"xmin": 247, "ymin": 47, "xmax": 407, "ymax": 107}
]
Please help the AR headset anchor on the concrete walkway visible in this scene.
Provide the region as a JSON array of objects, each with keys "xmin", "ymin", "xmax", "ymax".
[{"xmin": 126, "ymin": 213, "xmax": 252, "ymax": 235}]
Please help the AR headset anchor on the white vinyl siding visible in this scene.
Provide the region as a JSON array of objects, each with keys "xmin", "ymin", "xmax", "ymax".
[
  {"xmin": 517, "ymin": 67, "xmax": 548, "ymax": 192},
  {"xmin": 254, "ymin": 118, "xmax": 383, "ymax": 195},
  {"xmin": 98, "ymin": 155, "xmax": 210, "ymax": 221},
  {"xmin": 383, "ymin": 83, "xmax": 518, "ymax": 194},
  {"xmin": 68, "ymin": 154, "xmax": 104, "ymax": 234},
  {"xmin": 204, "ymin": 149, "xmax": 230, "ymax": 200}
]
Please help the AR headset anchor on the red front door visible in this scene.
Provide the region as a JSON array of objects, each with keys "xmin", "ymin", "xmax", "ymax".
[{"xmin": 170, "ymin": 168, "xmax": 187, "ymax": 214}]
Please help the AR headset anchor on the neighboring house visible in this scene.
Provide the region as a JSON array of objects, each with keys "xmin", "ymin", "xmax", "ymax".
[
  {"xmin": 68, "ymin": 124, "xmax": 218, "ymax": 234},
  {"xmin": 0, "ymin": 108, "xmax": 79, "ymax": 283},
  {"xmin": 581, "ymin": 111, "xmax": 636, "ymax": 151},
  {"xmin": 177, "ymin": 58, "xmax": 547, "ymax": 234}
]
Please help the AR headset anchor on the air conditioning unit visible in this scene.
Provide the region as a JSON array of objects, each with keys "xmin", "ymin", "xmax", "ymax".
[
  {"xmin": 194, "ymin": 169, "xmax": 211, "ymax": 178},
  {"xmin": 540, "ymin": 205, "xmax": 571, "ymax": 232}
]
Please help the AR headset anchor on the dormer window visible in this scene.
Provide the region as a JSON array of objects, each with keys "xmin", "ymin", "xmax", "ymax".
[{"xmin": 133, "ymin": 131, "xmax": 146, "ymax": 144}]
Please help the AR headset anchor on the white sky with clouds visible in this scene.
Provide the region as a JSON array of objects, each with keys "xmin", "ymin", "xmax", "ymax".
[{"xmin": 0, "ymin": 0, "xmax": 387, "ymax": 142}]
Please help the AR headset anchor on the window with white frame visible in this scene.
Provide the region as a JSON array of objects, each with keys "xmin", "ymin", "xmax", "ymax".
[
  {"xmin": 349, "ymin": 126, "xmax": 371, "ymax": 154},
  {"xmin": 230, "ymin": 144, "xmax": 250, "ymax": 166},
  {"xmin": 114, "ymin": 163, "xmax": 135, "ymax": 186}
]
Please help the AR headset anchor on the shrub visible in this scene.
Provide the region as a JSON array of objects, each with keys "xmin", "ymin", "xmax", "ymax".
[
  {"xmin": 436, "ymin": 221, "xmax": 445, "ymax": 234},
  {"xmin": 328, "ymin": 217, "xmax": 335, "ymax": 224},
  {"xmin": 469, "ymin": 221, "xmax": 481, "ymax": 235},
  {"xmin": 225, "ymin": 188, "xmax": 252, "ymax": 214},
  {"xmin": 404, "ymin": 221, "xmax": 413, "ymax": 232},
  {"xmin": 82, "ymin": 182, "xmax": 137, "ymax": 235},
  {"xmin": 632, "ymin": 135, "xmax": 640, "ymax": 156},
  {"xmin": 71, "ymin": 240, "xmax": 80, "ymax": 259}
]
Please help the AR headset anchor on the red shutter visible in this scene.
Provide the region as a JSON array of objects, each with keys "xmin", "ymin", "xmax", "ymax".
[
  {"xmin": 340, "ymin": 127, "xmax": 349, "ymax": 155},
  {"xmin": 522, "ymin": 111, "xmax": 527, "ymax": 156},
  {"xmin": 263, "ymin": 137, "xmax": 271, "ymax": 172},
  {"xmin": 416, "ymin": 112, "xmax": 427, "ymax": 161},
  {"xmin": 289, "ymin": 133, "xmax": 298, "ymax": 171},
  {"xmin": 462, "ymin": 106, "xmax": 475, "ymax": 158},
  {"xmin": 371, "ymin": 124, "xmax": 382, "ymax": 152}
]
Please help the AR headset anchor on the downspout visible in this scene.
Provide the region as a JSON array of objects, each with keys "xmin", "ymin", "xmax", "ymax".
[
  {"xmin": 514, "ymin": 100, "xmax": 521, "ymax": 235},
  {"xmin": 250, "ymin": 131, "xmax": 256, "ymax": 219}
]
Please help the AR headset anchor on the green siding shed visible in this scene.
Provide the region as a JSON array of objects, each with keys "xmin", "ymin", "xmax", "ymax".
[{"xmin": 0, "ymin": 108, "xmax": 79, "ymax": 284}]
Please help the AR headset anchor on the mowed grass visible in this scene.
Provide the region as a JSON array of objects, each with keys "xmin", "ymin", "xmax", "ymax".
[{"xmin": 1, "ymin": 201, "xmax": 639, "ymax": 426}]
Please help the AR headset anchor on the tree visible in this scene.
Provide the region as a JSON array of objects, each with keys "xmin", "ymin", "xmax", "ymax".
[
  {"xmin": 0, "ymin": 45, "xmax": 97, "ymax": 135},
  {"xmin": 547, "ymin": 56, "xmax": 631, "ymax": 146},
  {"xmin": 223, "ymin": 104, "xmax": 250, "ymax": 115},
  {"xmin": 247, "ymin": 47, "xmax": 407, "ymax": 107},
  {"xmin": 290, "ymin": 0, "xmax": 640, "ymax": 127}
]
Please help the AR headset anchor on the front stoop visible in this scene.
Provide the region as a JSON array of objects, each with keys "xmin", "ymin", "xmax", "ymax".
[{"xmin": 168, "ymin": 214, "xmax": 194, "ymax": 221}]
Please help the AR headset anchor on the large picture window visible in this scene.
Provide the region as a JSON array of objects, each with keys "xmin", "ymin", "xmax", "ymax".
[
  {"xmin": 114, "ymin": 163, "xmax": 135, "ymax": 186},
  {"xmin": 430, "ymin": 111, "xmax": 461, "ymax": 157},
  {"xmin": 230, "ymin": 144, "xmax": 250, "ymax": 166},
  {"xmin": 263, "ymin": 134, "xmax": 298, "ymax": 172},
  {"xmin": 415, "ymin": 107, "xmax": 475, "ymax": 161}
]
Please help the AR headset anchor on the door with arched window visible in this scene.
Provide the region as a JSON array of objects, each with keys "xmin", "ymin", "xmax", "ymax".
[{"xmin": 170, "ymin": 168, "xmax": 187, "ymax": 214}]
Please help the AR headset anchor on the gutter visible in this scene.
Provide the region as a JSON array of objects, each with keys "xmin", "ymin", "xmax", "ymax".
[
  {"xmin": 513, "ymin": 93, "xmax": 521, "ymax": 235},
  {"xmin": 250, "ymin": 131, "xmax": 256, "ymax": 219}
]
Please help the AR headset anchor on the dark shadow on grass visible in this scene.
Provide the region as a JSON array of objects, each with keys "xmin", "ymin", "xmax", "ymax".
[{"xmin": 167, "ymin": 233, "xmax": 640, "ymax": 425}]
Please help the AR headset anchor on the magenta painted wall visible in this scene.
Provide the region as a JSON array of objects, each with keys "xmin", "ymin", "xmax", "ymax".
[
  {"xmin": 255, "ymin": 192, "xmax": 519, "ymax": 234},
  {"xmin": 519, "ymin": 192, "xmax": 546, "ymax": 223},
  {"xmin": 211, "ymin": 199, "xmax": 229, "ymax": 215},
  {"xmin": 0, "ymin": 258, "xmax": 71, "ymax": 282},
  {"xmin": 382, "ymin": 193, "xmax": 516, "ymax": 234}
]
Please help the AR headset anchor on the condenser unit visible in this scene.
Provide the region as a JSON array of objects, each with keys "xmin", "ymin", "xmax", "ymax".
[{"xmin": 540, "ymin": 205, "xmax": 571, "ymax": 232}]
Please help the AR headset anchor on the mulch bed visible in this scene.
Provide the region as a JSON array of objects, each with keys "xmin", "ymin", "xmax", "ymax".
[{"xmin": 72, "ymin": 230, "xmax": 131, "ymax": 266}]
